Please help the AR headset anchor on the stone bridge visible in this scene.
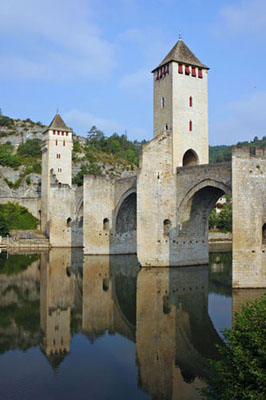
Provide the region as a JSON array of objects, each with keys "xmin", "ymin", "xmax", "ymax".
[{"xmin": 83, "ymin": 138, "xmax": 266, "ymax": 288}]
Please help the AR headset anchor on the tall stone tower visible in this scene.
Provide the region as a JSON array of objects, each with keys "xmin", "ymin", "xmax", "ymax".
[
  {"xmin": 152, "ymin": 37, "xmax": 209, "ymax": 170},
  {"xmin": 41, "ymin": 113, "xmax": 73, "ymax": 234}
]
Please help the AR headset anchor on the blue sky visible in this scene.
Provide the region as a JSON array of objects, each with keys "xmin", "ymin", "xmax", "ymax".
[{"xmin": 0, "ymin": 0, "xmax": 266, "ymax": 145}]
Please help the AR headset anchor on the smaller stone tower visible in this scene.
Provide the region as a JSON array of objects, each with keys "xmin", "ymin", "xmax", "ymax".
[
  {"xmin": 41, "ymin": 113, "xmax": 73, "ymax": 234},
  {"xmin": 152, "ymin": 37, "xmax": 209, "ymax": 170}
]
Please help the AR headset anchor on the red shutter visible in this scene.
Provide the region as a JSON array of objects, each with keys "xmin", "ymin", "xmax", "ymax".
[
  {"xmin": 56, "ymin": 140, "xmax": 58, "ymax": 146},
  {"xmin": 192, "ymin": 67, "xmax": 196, "ymax": 77},
  {"xmin": 189, "ymin": 121, "xmax": 192, "ymax": 131},
  {"xmin": 198, "ymin": 68, "xmax": 203, "ymax": 78},
  {"xmin": 53, "ymin": 130, "xmax": 56, "ymax": 135},
  {"xmin": 63, "ymin": 141, "xmax": 65, "ymax": 146},
  {"xmin": 57, "ymin": 131, "xmax": 60, "ymax": 135},
  {"xmin": 62, "ymin": 132, "xmax": 64, "ymax": 136},
  {"xmin": 185, "ymin": 65, "xmax": 190, "ymax": 75},
  {"xmin": 178, "ymin": 64, "xmax": 183, "ymax": 74},
  {"xmin": 189, "ymin": 97, "xmax": 192, "ymax": 107},
  {"xmin": 66, "ymin": 132, "xmax": 68, "ymax": 136}
]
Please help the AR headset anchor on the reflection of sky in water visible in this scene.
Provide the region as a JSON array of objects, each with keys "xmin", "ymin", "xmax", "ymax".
[
  {"xmin": 208, "ymin": 293, "xmax": 232, "ymax": 339},
  {"xmin": 0, "ymin": 250, "xmax": 258, "ymax": 400},
  {"xmin": 0, "ymin": 334, "xmax": 151, "ymax": 400}
]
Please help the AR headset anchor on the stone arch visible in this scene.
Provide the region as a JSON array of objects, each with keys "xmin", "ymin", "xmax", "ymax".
[
  {"xmin": 178, "ymin": 179, "xmax": 232, "ymax": 237},
  {"xmin": 115, "ymin": 190, "xmax": 137, "ymax": 234},
  {"xmin": 182, "ymin": 149, "xmax": 199, "ymax": 167}
]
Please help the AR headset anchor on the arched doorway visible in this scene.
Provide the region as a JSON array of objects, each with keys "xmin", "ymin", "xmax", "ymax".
[
  {"xmin": 182, "ymin": 149, "xmax": 199, "ymax": 167},
  {"xmin": 116, "ymin": 192, "xmax": 137, "ymax": 234}
]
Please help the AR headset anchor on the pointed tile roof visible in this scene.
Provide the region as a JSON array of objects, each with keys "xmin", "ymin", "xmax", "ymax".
[
  {"xmin": 48, "ymin": 113, "xmax": 71, "ymax": 131},
  {"xmin": 152, "ymin": 39, "xmax": 209, "ymax": 72}
]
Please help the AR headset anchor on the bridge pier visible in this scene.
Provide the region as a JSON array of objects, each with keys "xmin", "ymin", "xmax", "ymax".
[{"xmin": 137, "ymin": 132, "xmax": 232, "ymax": 267}]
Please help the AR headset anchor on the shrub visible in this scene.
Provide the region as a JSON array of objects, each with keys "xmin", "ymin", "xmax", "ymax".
[
  {"xmin": 73, "ymin": 163, "xmax": 102, "ymax": 186},
  {"xmin": 0, "ymin": 115, "xmax": 14, "ymax": 128},
  {"xmin": 73, "ymin": 140, "xmax": 82, "ymax": 153},
  {"xmin": 202, "ymin": 293, "xmax": 266, "ymax": 400},
  {"xmin": 17, "ymin": 138, "xmax": 41, "ymax": 158},
  {"xmin": 0, "ymin": 202, "xmax": 39, "ymax": 231},
  {"xmin": 0, "ymin": 215, "xmax": 9, "ymax": 236},
  {"xmin": 4, "ymin": 177, "xmax": 22, "ymax": 189},
  {"xmin": 0, "ymin": 143, "xmax": 21, "ymax": 168},
  {"xmin": 216, "ymin": 204, "xmax": 232, "ymax": 232},
  {"xmin": 25, "ymin": 176, "xmax": 31, "ymax": 185}
]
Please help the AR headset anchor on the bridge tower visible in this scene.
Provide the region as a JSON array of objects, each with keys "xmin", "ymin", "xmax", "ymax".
[
  {"xmin": 41, "ymin": 113, "xmax": 73, "ymax": 235},
  {"xmin": 152, "ymin": 37, "xmax": 209, "ymax": 170}
]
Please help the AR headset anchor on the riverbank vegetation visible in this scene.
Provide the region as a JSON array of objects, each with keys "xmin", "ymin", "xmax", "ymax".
[
  {"xmin": 0, "ymin": 203, "xmax": 39, "ymax": 235},
  {"xmin": 209, "ymin": 203, "xmax": 232, "ymax": 233},
  {"xmin": 202, "ymin": 293, "xmax": 266, "ymax": 400}
]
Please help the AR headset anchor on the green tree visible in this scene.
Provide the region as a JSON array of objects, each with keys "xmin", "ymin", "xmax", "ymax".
[
  {"xmin": 0, "ymin": 202, "xmax": 38, "ymax": 231},
  {"xmin": 73, "ymin": 163, "xmax": 102, "ymax": 186},
  {"xmin": 17, "ymin": 139, "xmax": 41, "ymax": 158},
  {"xmin": 209, "ymin": 208, "xmax": 218, "ymax": 230},
  {"xmin": 0, "ymin": 142, "xmax": 21, "ymax": 167},
  {"xmin": 0, "ymin": 215, "xmax": 9, "ymax": 235},
  {"xmin": 87, "ymin": 126, "xmax": 105, "ymax": 149},
  {"xmin": 202, "ymin": 294, "xmax": 266, "ymax": 400},
  {"xmin": 216, "ymin": 204, "xmax": 232, "ymax": 232}
]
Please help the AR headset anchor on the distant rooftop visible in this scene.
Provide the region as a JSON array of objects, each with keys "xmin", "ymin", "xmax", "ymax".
[
  {"xmin": 152, "ymin": 39, "xmax": 209, "ymax": 72},
  {"xmin": 43, "ymin": 113, "xmax": 71, "ymax": 133}
]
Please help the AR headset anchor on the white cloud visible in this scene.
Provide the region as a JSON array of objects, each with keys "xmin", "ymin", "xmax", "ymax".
[
  {"xmin": 214, "ymin": 0, "xmax": 266, "ymax": 37},
  {"xmin": 0, "ymin": 0, "xmax": 116, "ymax": 81},
  {"xmin": 211, "ymin": 91, "xmax": 266, "ymax": 145}
]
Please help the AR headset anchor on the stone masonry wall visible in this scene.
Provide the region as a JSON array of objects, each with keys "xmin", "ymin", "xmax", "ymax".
[
  {"xmin": 138, "ymin": 134, "xmax": 232, "ymax": 267},
  {"xmin": 83, "ymin": 175, "xmax": 136, "ymax": 254},
  {"xmin": 232, "ymin": 146, "xmax": 266, "ymax": 288}
]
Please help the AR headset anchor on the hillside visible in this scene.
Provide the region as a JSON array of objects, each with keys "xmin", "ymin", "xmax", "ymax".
[
  {"xmin": 0, "ymin": 114, "xmax": 141, "ymax": 197},
  {"xmin": 0, "ymin": 112, "xmax": 265, "ymax": 197},
  {"xmin": 209, "ymin": 136, "xmax": 266, "ymax": 163}
]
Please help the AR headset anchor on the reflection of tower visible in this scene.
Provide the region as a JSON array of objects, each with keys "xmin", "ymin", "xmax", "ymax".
[
  {"xmin": 136, "ymin": 266, "xmax": 222, "ymax": 400},
  {"xmin": 40, "ymin": 249, "xmax": 75, "ymax": 369},
  {"xmin": 82, "ymin": 255, "xmax": 139, "ymax": 342}
]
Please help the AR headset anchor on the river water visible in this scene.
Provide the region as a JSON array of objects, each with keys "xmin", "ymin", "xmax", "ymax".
[{"xmin": 0, "ymin": 249, "xmax": 264, "ymax": 400}]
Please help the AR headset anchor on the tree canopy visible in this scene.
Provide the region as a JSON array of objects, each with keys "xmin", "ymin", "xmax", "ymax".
[{"xmin": 202, "ymin": 293, "xmax": 266, "ymax": 400}]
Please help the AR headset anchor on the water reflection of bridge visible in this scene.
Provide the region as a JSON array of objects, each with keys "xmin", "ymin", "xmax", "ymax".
[
  {"xmin": 0, "ymin": 249, "xmax": 264, "ymax": 398},
  {"xmin": 39, "ymin": 249, "xmax": 225, "ymax": 398}
]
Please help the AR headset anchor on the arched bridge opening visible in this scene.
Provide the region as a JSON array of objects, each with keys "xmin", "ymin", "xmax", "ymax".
[
  {"xmin": 116, "ymin": 192, "xmax": 137, "ymax": 234},
  {"xmin": 179, "ymin": 184, "xmax": 230, "ymax": 238}
]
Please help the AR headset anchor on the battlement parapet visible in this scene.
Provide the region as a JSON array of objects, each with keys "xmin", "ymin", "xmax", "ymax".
[
  {"xmin": 232, "ymin": 145, "xmax": 266, "ymax": 159},
  {"xmin": 176, "ymin": 161, "xmax": 231, "ymax": 175}
]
